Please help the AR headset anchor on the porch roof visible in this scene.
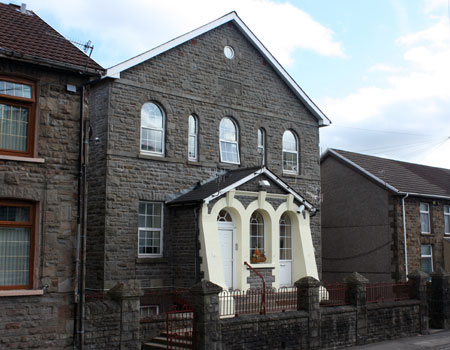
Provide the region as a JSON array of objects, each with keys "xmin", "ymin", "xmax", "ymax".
[{"xmin": 167, "ymin": 166, "xmax": 314, "ymax": 211}]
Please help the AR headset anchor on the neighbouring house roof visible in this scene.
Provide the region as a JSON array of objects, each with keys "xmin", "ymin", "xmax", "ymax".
[
  {"xmin": 0, "ymin": 3, "xmax": 103, "ymax": 74},
  {"xmin": 167, "ymin": 166, "xmax": 315, "ymax": 211},
  {"xmin": 105, "ymin": 11, "xmax": 331, "ymax": 127},
  {"xmin": 322, "ymin": 149, "xmax": 450, "ymax": 199}
]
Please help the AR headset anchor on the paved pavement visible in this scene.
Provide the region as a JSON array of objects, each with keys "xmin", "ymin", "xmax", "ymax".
[{"xmin": 350, "ymin": 329, "xmax": 450, "ymax": 349}]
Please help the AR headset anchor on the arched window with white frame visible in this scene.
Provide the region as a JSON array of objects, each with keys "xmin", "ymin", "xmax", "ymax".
[
  {"xmin": 250, "ymin": 211, "xmax": 265, "ymax": 262},
  {"xmin": 188, "ymin": 114, "xmax": 198, "ymax": 161},
  {"xmin": 140, "ymin": 102, "xmax": 165, "ymax": 155},
  {"xmin": 257, "ymin": 128, "xmax": 265, "ymax": 166},
  {"xmin": 282, "ymin": 130, "xmax": 298, "ymax": 174},
  {"xmin": 219, "ymin": 117, "xmax": 240, "ymax": 164}
]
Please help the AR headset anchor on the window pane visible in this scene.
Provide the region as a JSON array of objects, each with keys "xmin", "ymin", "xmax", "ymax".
[
  {"xmin": 220, "ymin": 141, "xmax": 239, "ymax": 163},
  {"xmin": 282, "ymin": 131, "xmax": 296, "ymax": 151},
  {"xmin": 283, "ymin": 151, "xmax": 297, "ymax": 172},
  {"xmin": 445, "ymin": 213, "xmax": 450, "ymax": 234},
  {"xmin": 0, "ymin": 80, "xmax": 32, "ymax": 99},
  {"xmin": 188, "ymin": 135, "xmax": 197, "ymax": 159},
  {"xmin": 188, "ymin": 115, "xmax": 197, "ymax": 134},
  {"xmin": 420, "ymin": 213, "xmax": 430, "ymax": 233},
  {"xmin": 219, "ymin": 118, "xmax": 237, "ymax": 141},
  {"xmin": 141, "ymin": 103, "xmax": 163, "ymax": 128},
  {"xmin": 0, "ymin": 205, "xmax": 30, "ymax": 222},
  {"xmin": 0, "ymin": 103, "xmax": 29, "ymax": 152},
  {"xmin": 420, "ymin": 203, "xmax": 429, "ymax": 212},
  {"xmin": 421, "ymin": 245, "xmax": 431, "ymax": 256},
  {"xmin": 0, "ymin": 227, "xmax": 30, "ymax": 286}
]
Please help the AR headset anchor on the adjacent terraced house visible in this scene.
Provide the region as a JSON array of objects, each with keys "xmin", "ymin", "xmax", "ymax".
[
  {"xmin": 321, "ymin": 149, "xmax": 450, "ymax": 282},
  {"xmin": 0, "ymin": 2, "xmax": 103, "ymax": 348}
]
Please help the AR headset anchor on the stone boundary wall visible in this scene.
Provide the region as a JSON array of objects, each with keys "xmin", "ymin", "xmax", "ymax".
[{"xmin": 192, "ymin": 272, "xmax": 429, "ymax": 350}]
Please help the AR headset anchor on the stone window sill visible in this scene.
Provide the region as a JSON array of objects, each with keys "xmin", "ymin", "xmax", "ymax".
[
  {"xmin": 136, "ymin": 257, "xmax": 168, "ymax": 264},
  {"xmin": 0, "ymin": 289, "xmax": 44, "ymax": 297},
  {"xmin": 0, "ymin": 155, "xmax": 45, "ymax": 163},
  {"xmin": 246, "ymin": 263, "xmax": 275, "ymax": 269}
]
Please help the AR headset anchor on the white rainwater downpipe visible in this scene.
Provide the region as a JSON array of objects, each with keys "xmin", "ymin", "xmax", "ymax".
[{"xmin": 402, "ymin": 193, "xmax": 409, "ymax": 281}]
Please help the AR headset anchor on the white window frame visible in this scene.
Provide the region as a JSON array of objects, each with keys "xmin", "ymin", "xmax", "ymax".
[
  {"xmin": 257, "ymin": 128, "xmax": 265, "ymax": 166},
  {"xmin": 219, "ymin": 117, "xmax": 240, "ymax": 164},
  {"xmin": 444, "ymin": 205, "xmax": 450, "ymax": 235},
  {"xmin": 282, "ymin": 130, "xmax": 298, "ymax": 174},
  {"xmin": 140, "ymin": 305, "xmax": 159, "ymax": 319},
  {"xmin": 138, "ymin": 202, "xmax": 163, "ymax": 257},
  {"xmin": 421, "ymin": 244, "xmax": 433, "ymax": 274},
  {"xmin": 250, "ymin": 211, "xmax": 265, "ymax": 260},
  {"xmin": 140, "ymin": 102, "xmax": 165, "ymax": 156},
  {"xmin": 188, "ymin": 114, "xmax": 198, "ymax": 161},
  {"xmin": 420, "ymin": 202, "xmax": 431, "ymax": 234}
]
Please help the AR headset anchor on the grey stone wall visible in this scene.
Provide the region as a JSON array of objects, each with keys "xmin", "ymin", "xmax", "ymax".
[
  {"xmin": 0, "ymin": 59, "xmax": 88, "ymax": 348},
  {"xmin": 321, "ymin": 156, "xmax": 393, "ymax": 282},
  {"xmin": 89, "ymin": 21, "xmax": 322, "ymax": 289},
  {"xmin": 221, "ymin": 312, "xmax": 310, "ymax": 350},
  {"xmin": 247, "ymin": 268, "xmax": 275, "ymax": 289}
]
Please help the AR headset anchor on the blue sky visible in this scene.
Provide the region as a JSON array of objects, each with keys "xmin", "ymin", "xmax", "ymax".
[{"xmin": 10, "ymin": 0, "xmax": 450, "ymax": 168}]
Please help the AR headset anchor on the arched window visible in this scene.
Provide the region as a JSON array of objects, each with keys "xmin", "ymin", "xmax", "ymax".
[
  {"xmin": 219, "ymin": 117, "xmax": 240, "ymax": 164},
  {"xmin": 282, "ymin": 130, "xmax": 298, "ymax": 173},
  {"xmin": 188, "ymin": 114, "xmax": 198, "ymax": 161},
  {"xmin": 250, "ymin": 211, "xmax": 265, "ymax": 259},
  {"xmin": 217, "ymin": 209, "xmax": 232, "ymax": 222},
  {"xmin": 141, "ymin": 102, "xmax": 164, "ymax": 155},
  {"xmin": 279, "ymin": 213, "xmax": 292, "ymax": 260},
  {"xmin": 257, "ymin": 128, "xmax": 265, "ymax": 166}
]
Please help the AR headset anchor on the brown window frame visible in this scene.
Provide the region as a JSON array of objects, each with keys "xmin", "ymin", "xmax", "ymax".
[
  {"xmin": 0, "ymin": 200, "xmax": 37, "ymax": 290},
  {"xmin": 0, "ymin": 76, "xmax": 37, "ymax": 157}
]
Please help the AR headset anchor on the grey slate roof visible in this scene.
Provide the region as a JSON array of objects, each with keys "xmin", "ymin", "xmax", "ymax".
[
  {"xmin": 326, "ymin": 149, "xmax": 450, "ymax": 198},
  {"xmin": 168, "ymin": 167, "xmax": 263, "ymax": 204}
]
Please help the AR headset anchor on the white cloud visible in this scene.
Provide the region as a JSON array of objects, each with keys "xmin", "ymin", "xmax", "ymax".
[
  {"xmin": 23, "ymin": 0, "xmax": 345, "ymax": 68},
  {"xmin": 320, "ymin": 13, "xmax": 450, "ymax": 168},
  {"xmin": 368, "ymin": 63, "xmax": 402, "ymax": 73}
]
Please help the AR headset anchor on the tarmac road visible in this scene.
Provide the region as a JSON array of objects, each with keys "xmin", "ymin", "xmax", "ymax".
[{"xmin": 349, "ymin": 329, "xmax": 450, "ymax": 350}]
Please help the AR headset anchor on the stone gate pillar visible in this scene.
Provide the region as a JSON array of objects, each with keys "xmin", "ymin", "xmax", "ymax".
[
  {"xmin": 295, "ymin": 276, "xmax": 321, "ymax": 350},
  {"xmin": 408, "ymin": 270, "xmax": 430, "ymax": 334},
  {"xmin": 345, "ymin": 272, "xmax": 368, "ymax": 345},
  {"xmin": 108, "ymin": 280, "xmax": 144, "ymax": 349},
  {"xmin": 190, "ymin": 280, "xmax": 222, "ymax": 350}
]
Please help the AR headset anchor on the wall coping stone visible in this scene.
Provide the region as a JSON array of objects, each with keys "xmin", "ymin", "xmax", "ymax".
[
  {"xmin": 344, "ymin": 272, "xmax": 369, "ymax": 285},
  {"xmin": 190, "ymin": 280, "xmax": 222, "ymax": 295}
]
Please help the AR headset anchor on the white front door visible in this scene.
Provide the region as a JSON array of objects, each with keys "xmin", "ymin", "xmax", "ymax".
[
  {"xmin": 218, "ymin": 223, "xmax": 236, "ymax": 289},
  {"xmin": 280, "ymin": 213, "xmax": 293, "ymax": 287},
  {"xmin": 280, "ymin": 260, "xmax": 292, "ymax": 287}
]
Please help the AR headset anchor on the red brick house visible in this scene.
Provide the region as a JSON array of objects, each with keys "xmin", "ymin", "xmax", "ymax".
[{"xmin": 321, "ymin": 149, "xmax": 450, "ymax": 282}]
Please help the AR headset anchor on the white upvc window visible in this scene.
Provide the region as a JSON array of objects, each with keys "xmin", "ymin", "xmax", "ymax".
[
  {"xmin": 257, "ymin": 128, "xmax": 265, "ymax": 166},
  {"xmin": 140, "ymin": 102, "xmax": 165, "ymax": 156},
  {"xmin": 420, "ymin": 202, "xmax": 430, "ymax": 234},
  {"xmin": 444, "ymin": 205, "xmax": 450, "ymax": 235},
  {"xmin": 250, "ymin": 211, "xmax": 265, "ymax": 262},
  {"xmin": 188, "ymin": 114, "xmax": 198, "ymax": 161},
  {"xmin": 219, "ymin": 117, "xmax": 240, "ymax": 164},
  {"xmin": 421, "ymin": 244, "xmax": 433, "ymax": 275},
  {"xmin": 282, "ymin": 130, "xmax": 298, "ymax": 174},
  {"xmin": 138, "ymin": 202, "xmax": 163, "ymax": 256}
]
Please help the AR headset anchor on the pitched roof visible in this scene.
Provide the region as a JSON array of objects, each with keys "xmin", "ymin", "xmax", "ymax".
[
  {"xmin": 323, "ymin": 149, "xmax": 450, "ymax": 199},
  {"xmin": 0, "ymin": 3, "xmax": 103, "ymax": 74},
  {"xmin": 105, "ymin": 12, "xmax": 330, "ymax": 127},
  {"xmin": 167, "ymin": 166, "xmax": 314, "ymax": 210}
]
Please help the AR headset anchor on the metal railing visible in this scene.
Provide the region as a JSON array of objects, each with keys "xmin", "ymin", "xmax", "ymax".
[
  {"xmin": 219, "ymin": 287, "xmax": 297, "ymax": 317},
  {"xmin": 244, "ymin": 261, "xmax": 266, "ymax": 314},
  {"xmin": 320, "ymin": 282, "xmax": 349, "ymax": 307},
  {"xmin": 366, "ymin": 282, "xmax": 413, "ymax": 303}
]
